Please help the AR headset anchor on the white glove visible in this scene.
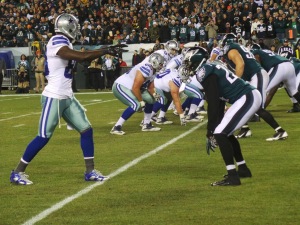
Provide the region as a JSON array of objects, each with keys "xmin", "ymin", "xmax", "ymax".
[{"xmin": 139, "ymin": 100, "xmax": 146, "ymax": 111}]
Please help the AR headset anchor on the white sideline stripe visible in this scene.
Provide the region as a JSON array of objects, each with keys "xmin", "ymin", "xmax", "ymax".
[{"xmin": 22, "ymin": 122, "xmax": 206, "ymax": 225}]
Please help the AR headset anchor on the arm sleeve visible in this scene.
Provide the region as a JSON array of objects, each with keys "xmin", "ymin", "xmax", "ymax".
[{"xmin": 202, "ymin": 74, "xmax": 222, "ymax": 133}]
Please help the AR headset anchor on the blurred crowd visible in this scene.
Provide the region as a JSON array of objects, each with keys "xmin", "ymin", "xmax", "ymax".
[{"xmin": 0, "ymin": 0, "xmax": 300, "ymax": 48}]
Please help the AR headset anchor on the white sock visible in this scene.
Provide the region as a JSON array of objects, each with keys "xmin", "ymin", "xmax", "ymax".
[{"xmin": 116, "ymin": 117, "xmax": 125, "ymax": 126}]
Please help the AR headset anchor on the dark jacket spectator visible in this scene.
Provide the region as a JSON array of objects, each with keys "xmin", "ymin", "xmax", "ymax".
[
  {"xmin": 132, "ymin": 50, "xmax": 141, "ymax": 66},
  {"xmin": 159, "ymin": 22, "xmax": 171, "ymax": 43}
]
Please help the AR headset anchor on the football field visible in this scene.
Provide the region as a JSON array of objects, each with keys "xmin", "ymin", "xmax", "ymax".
[{"xmin": 0, "ymin": 90, "xmax": 300, "ymax": 225}]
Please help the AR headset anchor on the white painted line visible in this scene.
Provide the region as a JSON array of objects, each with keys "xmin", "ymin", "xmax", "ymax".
[
  {"xmin": 0, "ymin": 99, "xmax": 117, "ymax": 122},
  {"xmin": 22, "ymin": 122, "xmax": 206, "ymax": 225},
  {"xmin": 0, "ymin": 113, "xmax": 41, "ymax": 122},
  {"xmin": 13, "ymin": 124, "xmax": 25, "ymax": 127},
  {"xmin": 0, "ymin": 97, "xmax": 31, "ymax": 102}
]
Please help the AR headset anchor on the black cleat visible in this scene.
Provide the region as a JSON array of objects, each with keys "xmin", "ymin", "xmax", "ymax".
[
  {"xmin": 235, "ymin": 127, "xmax": 252, "ymax": 138},
  {"xmin": 211, "ymin": 175, "xmax": 241, "ymax": 186},
  {"xmin": 224, "ymin": 167, "xmax": 252, "ymax": 179},
  {"xmin": 287, "ymin": 106, "xmax": 300, "ymax": 113}
]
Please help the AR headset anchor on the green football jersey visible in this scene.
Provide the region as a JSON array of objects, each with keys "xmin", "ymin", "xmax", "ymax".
[
  {"xmin": 252, "ymin": 49, "xmax": 289, "ymax": 72},
  {"xmin": 223, "ymin": 43, "xmax": 262, "ymax": 82},
  {"xmin": 198, "ymin": 63, "xmax": 255, "ymax": 104}
]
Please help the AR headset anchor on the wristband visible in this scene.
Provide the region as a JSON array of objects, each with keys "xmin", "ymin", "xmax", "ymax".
[{"xmin": 179, "ymin": 114, "xmax": 185, "ymax": 119}]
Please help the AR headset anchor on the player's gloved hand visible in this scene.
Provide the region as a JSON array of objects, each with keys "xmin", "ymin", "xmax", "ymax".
[
  {"xmin": 206, "ymin": 131, "xmax": 218, "ymax": 155},
  {"xmin": 153, "ymin": 91, "xmax": 161, "ymax": 101},
  {"xmin": 179, "ymin": 114, "xmax": 186, "ymax": 126},
  {"xmin": 139, "ymin": 100, "xmax": 146, "ymax": 112}
]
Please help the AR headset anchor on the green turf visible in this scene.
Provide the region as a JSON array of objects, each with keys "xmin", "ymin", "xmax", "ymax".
[{"xmin": 0, "ymin": 89, "xmax": 299, "ymax": 225}]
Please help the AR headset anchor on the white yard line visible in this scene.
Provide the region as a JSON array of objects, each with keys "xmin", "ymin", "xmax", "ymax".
[
  {"xmin": 22, "ymin": 122, "xmax": 206, "ymax": 225},
  {"xmin": 0, "ymin": 99, "xmax": 117, "ymax": 122},
  {"xmin": 13, "ymin": 124, "xmax": 25, "ymax": 127},
  {"xmin": 0, "ymin": 113, "xmax": 41, "ymax": 122}
]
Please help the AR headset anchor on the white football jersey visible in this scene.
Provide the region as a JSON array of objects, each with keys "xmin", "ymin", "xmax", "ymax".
[
  {"xmin": 115, "ymin": 56, "xmax": 156, "ymax": 90},
  {"xmin": 154, "ymin": 68, "xmax": 182, "ymax": 92},
  {"xmin": 165, "ymin": 54, "xmax": 183, "ymax": 70},
  {"xmin": 43, "ymin": 35, "xmax": 75, "ymax": 99}
]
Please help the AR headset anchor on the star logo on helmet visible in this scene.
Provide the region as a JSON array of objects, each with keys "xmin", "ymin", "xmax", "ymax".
[{"xmin": 69, "ymin": 18, "xmax": 74, "ymax": 24}]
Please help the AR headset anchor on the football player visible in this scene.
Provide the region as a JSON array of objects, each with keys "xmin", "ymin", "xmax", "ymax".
[
  {"xmin": 110, "ymin": 52, "xmax": 164, "ymax": 135},
  {"xmin": 152, "ymin": 67, "xmax": 187, "ymax": 125},
  {"xmin": 10, "ymin": 13, "xmax": 118, "ymax": 185},
  {"xmin": 251, "ymin": 44, "xmax": 300, "ymax": 115},
  {"xmin": 179, "ymin": 47, "xmax": 262, "ymax": 186},
  {"xmin": 221, "ymin": 33, "xmax": 287, "ymax": 141}
]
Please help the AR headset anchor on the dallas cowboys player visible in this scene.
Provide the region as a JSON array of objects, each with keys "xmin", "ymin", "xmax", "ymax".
[
  {"xmin": 110, "ymin": 52, "xmax": 164, "ymax": 135},
  {"xmin": 10, "ymin": 13, "xmax": 116, "ymax": 185},
  {"xmin": 152, "ymin": 68, "xmax": 187, "ymax": 125},
  {"xmin": 222, "ymin": 33, "xmax": 287, "ymax": 141},
  {"xmin": 179, "ymin": 47, "xmax": 262, "ymax": 186}
]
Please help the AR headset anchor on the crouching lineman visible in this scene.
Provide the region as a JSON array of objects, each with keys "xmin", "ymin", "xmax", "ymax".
[
  {"xmin": 251, "ymin": 44, "xmax": 300, "ymax": 116},
  {"xmin": 180, "ymin": 47, "xmax": 262, "ymax": 186},
  {"xmin": 110, "ymin": 52, "xmax": 165, "ymax": 135},
  {"xmin": 151, "ymin": 68, "xmax": 187, "ymax": 125}
]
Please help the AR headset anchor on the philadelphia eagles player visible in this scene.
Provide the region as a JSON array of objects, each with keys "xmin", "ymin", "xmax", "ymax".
[
  {"xmin": 251, "ymin": 44, "xmax": 300, "ymax": 115},
  {"xmin": 180, "ymin": 47, "xmax": 262, "ymax": 186},
  {"xmin": 222, "ymin": 33, "xmax": 287, "ymax": 141}
]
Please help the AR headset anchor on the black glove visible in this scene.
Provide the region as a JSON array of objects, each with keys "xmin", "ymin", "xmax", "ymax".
[{"xmin": 206, "ymin": 131, "xmax": 218, "ymax": 155}]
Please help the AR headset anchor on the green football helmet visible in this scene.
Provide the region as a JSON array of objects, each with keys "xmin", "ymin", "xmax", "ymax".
[
  {"xmin": 183, "ymin": 47, "xmax": 209, "ymax": 72},
  {"xmin": 221, "ymin": 33, "xmax": 237, "ymax": 47},
  {"xmin": 251, "ymin": 43, "xmax": 261, "ymax": 50}
]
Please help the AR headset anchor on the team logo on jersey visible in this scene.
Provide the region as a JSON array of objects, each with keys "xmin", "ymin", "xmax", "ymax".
[
  {"xmin": 223, "ymin": 45, "xmax": 229, "ymax": 54},
  {"xmin": 196, "ymin": 67, "xmax": 205, "ymax": 82}
]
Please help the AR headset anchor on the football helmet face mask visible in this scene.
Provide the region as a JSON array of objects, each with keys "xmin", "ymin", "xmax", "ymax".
[
  {"xmin": 55, "ymin": 13, "xmax": 81, "ymax": 42},
  {"xmin": 165, "ymin": 40, "xmax": 180, "ymax": 56},
  {"xmin": 149, "ymin": 53, "xmax": 166, "ymax": 70},
  {"xmin": 178, "ymin": 65, "xmax": 192, "ymax": 83},
  {"xmin": 221, "ymin": 33, "xmax": 237, "ymax": 47}
]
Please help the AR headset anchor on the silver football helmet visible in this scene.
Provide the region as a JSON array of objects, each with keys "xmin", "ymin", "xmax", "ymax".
[
  {"xmin": 178, "ymin": 65, "xmax": 192, "ymax": 83},
  {"xmin": 165, "ymin": 40, "xmax": 180, "ymax": 55},
  {"xmin": 55, "ymin": 13, "xmax": 81, "ymax": 42},
  {"xmin": 149, "ymin": 53, "xmax": 166, "ymax": 70}
]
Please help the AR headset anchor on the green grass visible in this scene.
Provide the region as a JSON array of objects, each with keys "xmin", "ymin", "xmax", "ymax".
[{"xmin": 0, "ymin": 89, "xmax": 300, "ymax": 225}]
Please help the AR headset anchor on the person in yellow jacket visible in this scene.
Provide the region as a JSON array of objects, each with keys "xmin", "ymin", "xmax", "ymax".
[{"xmin": 32, "ymin": 50, "xmax": 45, "ymax": 93}]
